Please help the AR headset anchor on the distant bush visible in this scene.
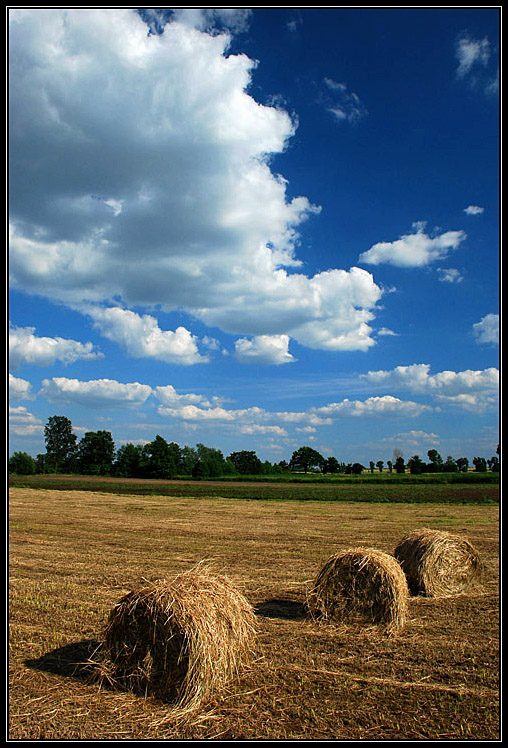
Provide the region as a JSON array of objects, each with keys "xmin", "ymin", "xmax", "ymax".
[{"xmin": 9, "ymin": 451, "xmax": 37, "ymax": 475}]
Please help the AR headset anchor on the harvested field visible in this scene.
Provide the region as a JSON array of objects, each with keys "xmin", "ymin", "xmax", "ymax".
[{"xmin": 9, "ymin": 487, "xmax": 499, "ymax": 740}]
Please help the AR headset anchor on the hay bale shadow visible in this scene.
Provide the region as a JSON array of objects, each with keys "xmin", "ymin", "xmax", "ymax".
[
  {"xmin": 24, "ymin": 639, "xmax": 104, "ymax": 681},
  {"xmin": 254, "ymin": 598, "xmax": 307, "ymax": 620}
]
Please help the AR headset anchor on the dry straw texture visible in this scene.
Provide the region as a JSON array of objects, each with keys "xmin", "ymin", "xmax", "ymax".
[
  {"xmin": 101, "ymin": 563, "xmax": 256, "ymax": 713},
  {"xmin": 308, "ymin": 548, "xmax": 409, "ymax": 632},
  {"xmin": 394, "ymin": 528, "xmax": 480, "ymax": 598}
]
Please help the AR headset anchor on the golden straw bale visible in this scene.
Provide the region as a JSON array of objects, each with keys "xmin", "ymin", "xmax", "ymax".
[
  {"xmin": 101, "ymin": 563, "xmax": 256, "ymax": 711},
  {"xmin": 308, "ymin": 548, "xmax": 409, "ymax": 632},
  {"xmin": 394, "ymin": 527, "xmax": 480, "ymax": 597}
]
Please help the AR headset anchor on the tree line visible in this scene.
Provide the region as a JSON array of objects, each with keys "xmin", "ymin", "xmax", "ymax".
[{"xmin": 8, "ymin": 414, "xmax": 500, "ymax": 478}]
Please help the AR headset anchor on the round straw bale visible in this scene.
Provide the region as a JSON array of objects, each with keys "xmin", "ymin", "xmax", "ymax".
[
  {"xmin": 394, "ymin": 528, "xmax": 480, "ymax": 597},
  {"xmin": 103, "ymin": 563, "xmax": 256, "ymax": 710},
  {"xmin": 309, "ymin": 548, "xmax": 409, "ymax": 631}
]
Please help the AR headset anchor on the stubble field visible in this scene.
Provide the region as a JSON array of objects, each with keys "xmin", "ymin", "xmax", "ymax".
[{"xmin": 8, "ymin": 486, "xmax": 499, "ymax": 740}]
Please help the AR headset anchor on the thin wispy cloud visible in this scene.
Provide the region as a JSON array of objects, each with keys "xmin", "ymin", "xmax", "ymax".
[
  {"xmin": 455, "ymin": 33, "xmax": 499, "ymax": 96},
  {"xmin": 436, "ymin": 267, "xmax": 464, "ymax": 284},
  {"xmin": 464, "ymin": 205, "xmax": 484, "ymax": 216},
  {"xmin": 323, "ymin": 77, "xmax": 367, "ymax": 124}
]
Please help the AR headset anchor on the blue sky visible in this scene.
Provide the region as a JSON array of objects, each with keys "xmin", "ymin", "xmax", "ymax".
[{"xmin": 8, "ymin": 7, "xmax": 499, "ymax": 466}]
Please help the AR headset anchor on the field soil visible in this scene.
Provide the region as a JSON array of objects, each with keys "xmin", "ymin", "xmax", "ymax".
[{"xmin": 9, "ymin": 487, "xmax": 499, "ymax": 740}]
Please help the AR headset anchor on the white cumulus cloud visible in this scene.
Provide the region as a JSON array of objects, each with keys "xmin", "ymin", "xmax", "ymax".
[
  {"xmin": 9, "ymin": 405, "xmax": 44, "ymax": 436},
  {"xmin": 9, "ymin": 373, "xmax": 34, "ymax": 401},
  {"xmin": 363, "ymin": 363, "xmax": 499, "ymax": 410},
  {"xmin": 358, "ymin": 222, "xmax": 466, "ymax": 268},
  {"xmin": 85, "ymin": 306, "xmax": 208, "ymax": 365},
  {"xmin": 9, "ymin": 8, "xmax": 383, "ymax": 354},
  {"xmin": 315, "ymin": 395, "xmax": 430, "ymax": 418},
  {"xmin": 39, "ymin": 377, "xmax": 152, "ymax": 408},
  {"xmin": 473, "ymin": 314, "xmax": 499, "ymax": 345},
  {"xmin": 234, "ymin": 334, "xmax": 296, "ymax": 365},
  {"xmin": 9, "ymin": 324, "xmax": 102, "ymax": 370}
]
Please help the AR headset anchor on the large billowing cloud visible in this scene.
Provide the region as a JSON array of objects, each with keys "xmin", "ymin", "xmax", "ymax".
[{"xmin": 9, "ymin": 8, "xmax": 382, "ymax": 355}]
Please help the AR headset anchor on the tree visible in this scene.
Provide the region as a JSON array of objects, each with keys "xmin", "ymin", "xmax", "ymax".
[
  {"xmin": 376, "ymin": 460, "xmax": 384, "ymax": 473},
  {"xmin": 142, "ymin": 435, "xmax": 177, "ymax": 479},
  {"xmin": 194, "ymin": 444, "xmax": 226, "ymax": 478},
  {"xmin": 456, "ymin": 457, "xmax": 469, "ymax": 473},
  {"xmin": 114, "ymin": 443, "xmax": 144, "ymax": 477},
  {"xmin": 9, "ymin": 451, "xmax": 36, "ymax": 475},
  {"xmin": 323, "ymin": 456, "xmax": 340, "ymax": 474},
  {"xmin": 488, "ymin": 456, "xmax": 500, "ymax": 473},
  {"xmin": 76, "ymin": 430, "xmax": 115, "ymax": 475},
  {"xmin": 289, "ymin": 446, "xmax": 325, "ymax": 474},
  {"xmin": 387, "ymin": 460, "xmax": 393, "ymax": 473},
  {"xmin": 442, "ymin": 455, "xmax": 458, "ymax": 473},
  {"xmin": 407, "ymin": 455, "xmax": 424, "ymax": 474},
  {"xmin": 351, "ymin": 462, "xmax": 365, "ymax": 475},
  {"xmin": 369, "ymin": 461, "xmax": 375, "ymax": 474},
  {"xmin": 179, "ymin": 446, "xmax": 198, "ymax": 476},
  {"xmin": 427, "ymin": 449, "xmax": 443, "ymax": 473},
  {"xmin": 394, "ymin": 456, "xmax": 405, "ymax": 474},
  {"xmin": 473, "ymin": 456, "xmax": 487, "ymax": 472},
  {"xmin": 228, "ymin": 450, "xmax": 263, "ymax": 475},
  {"xmin": 44, "ymin": 415, "xmax": 77, "ymax": 473}
]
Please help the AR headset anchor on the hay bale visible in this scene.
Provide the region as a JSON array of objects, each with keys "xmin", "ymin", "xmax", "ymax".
[
  {"xmin": 394, "ymin": 528, "xmax": 480, "ymax": 597},
  {"xmin": 308, "ymin": 548, "xmax": 409, "ymax": 631},
  {"xmin": 102, "ymin": 563, "xmax": 256, "ymax": 711}
]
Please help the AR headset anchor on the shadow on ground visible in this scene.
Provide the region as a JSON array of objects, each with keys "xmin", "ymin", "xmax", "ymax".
[
  {"xmin": 24, "ymin": 639, "xmax": 104, "ymax": 681},
  {"xmin": 253, "ymin": 598, "xmax": 307, "ymax": 620}
]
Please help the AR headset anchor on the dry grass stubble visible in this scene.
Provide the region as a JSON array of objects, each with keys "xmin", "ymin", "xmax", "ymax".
[{"xmin": 8, "ymin": 488, "xmax": 500, "ymax": 739}]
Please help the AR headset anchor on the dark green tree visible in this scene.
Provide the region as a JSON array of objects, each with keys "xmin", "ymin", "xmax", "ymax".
[
  {"xmin": 289, "ymin": 446, "xmax": 325, "ymax": 474},
  {"xmin": 407, "ymin": 455, "xmax": 425, "ymax": 474},
  {"xmin": 179, "ymin": 446, "xmax": 198, "ymax": 475},
  {"xmin": 442, "ymin": 455, "xmax": 458, "ymax": 473},
  {"xmin": 44, "ymin": 415, "xmax": 77, "ymax": 473},
  {"xmin": 473, "ymin": 456, "xmax": 487, "ymax": 472},
  {"xmin": 195, "ymin": 444, "xmax": 226, "ymax": 477},
  {"xmin": 142, "ymin": 435, "xmax": 177, "ymax": 479},
  {"xmin": 488, "ymin": 455, "xmax": 500, "ymax": 472},
  {"xmin": 387, "ymin": 460, "xmax": 393, "ymax": 473},
  {"xmin": 8, "ymin": 451, "xmax": 36, "ymax": 475},
  {"xmin": 351, "ymin": 462, "xmax": 365, "ymax": 475},
  {"xmin": 394, "ymin": 456, "xmax": 405, "ymax": 474},
  {"xmin": 456, "ymin": 457, "xmax": 469, "ymax": 473},
  {"xmin": 323, "ymin": 456, "xmax": 340, "ymax": 474},
  {"xmin": 114, "ymin": 443, "xmax": 144, "ymax": 477},
  {"xmin": 228, "ymin": 450, "xmax": 263, "ymax": 475},
  {"xmin": 376, "ymin": 460, "xmax": 384, "ymax": 473},
  {"xmin": 77, "ymin": 430, "xmax": 115, "ymax": 475},
  {"xmin": 427, "ymin": 449, "xmax": 443, "ymax": 473}
]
